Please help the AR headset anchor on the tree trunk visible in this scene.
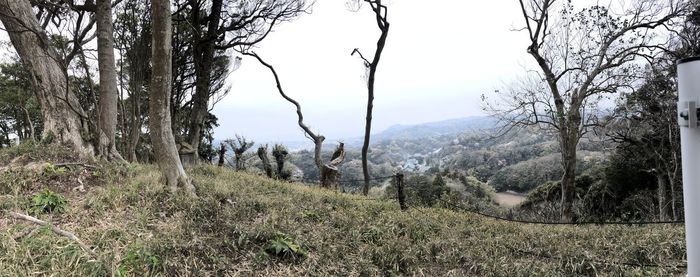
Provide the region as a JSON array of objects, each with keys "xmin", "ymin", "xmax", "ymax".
[
  {"xmin": 360, "ymin": 3, "xmax": 389, "ymax": 196},
  {"xmin": 656, "ymin": 172, "xmax": 669, "ymax": 221},
  {"xmin": 0, "ymin": 0, "xmax": 93, "ymax": 158},
  {"xmin": 126, "ymin": 87, "xmax": 141, "ymax": 162},
  {"xmin": 151, "ymin": 0, "xmax": 195, "ymax": 195},
  {"xmin": 559, "ymin": 130, "xmax": 578, "ymax": 222},
  {"xmin": 217, "ymin": 143, "xmax": 226, "ymax": 167},
  {"xmin": 96, "ymin": 0, "xmax": 124, "ymax": 161},
  {"xmin": 187, "ymin": 0, "xmax": 223, "ymax": 162},
  {"xmin": 21, "ymin": 107, "xmax": 34, "ymax": 141}
]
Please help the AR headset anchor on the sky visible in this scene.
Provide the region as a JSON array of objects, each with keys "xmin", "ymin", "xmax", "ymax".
[
  {"xmin": 0, "ymin": 0, "xmax": 535, "ymax": 143},
  {"xmin": 214, "ymin": 0, "xmax": 533, "ymax": 143}
]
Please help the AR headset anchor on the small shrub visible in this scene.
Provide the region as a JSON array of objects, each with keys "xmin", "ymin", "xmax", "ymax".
[
  {"xmin": 43, "ymin": 163, "xmax": 66, "ymax": 175},
  {"xmin": 264, "ymin": 232, "xmax": 307, "ymax": 260},
  {"xmin": 29, "ymin": 188, "xmax": 68, "ymax": 214}
]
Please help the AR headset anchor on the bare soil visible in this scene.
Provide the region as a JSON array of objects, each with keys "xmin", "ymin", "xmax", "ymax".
[{"xmin": 494, "ymin": 191, "xmax": 526, "ymax": 208}]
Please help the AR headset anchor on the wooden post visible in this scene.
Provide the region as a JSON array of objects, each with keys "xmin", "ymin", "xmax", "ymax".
[{"xmin": 396, "ymin": 172, "xmax": 407, "ymax": 211}]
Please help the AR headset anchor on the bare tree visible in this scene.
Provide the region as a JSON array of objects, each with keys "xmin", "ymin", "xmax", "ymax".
[
  {"xmin": 243, "ymin": 52, "xmax": 345, "ymax": 188},
  {"xmin": 487, "ymin": 0, "xmax": 685, "ymax": 221},
  {"xmin": 350, "ymin": 0, "xmax": 389, "ymax": 196},
  {"xmin": 150, "ymin": 0, "xmax": 196, "ymax": 195}
]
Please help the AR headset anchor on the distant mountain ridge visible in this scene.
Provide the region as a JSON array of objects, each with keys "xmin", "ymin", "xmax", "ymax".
[{"xmin": 370, "ymin": 116, "xmax": 496, "ymax": 142}]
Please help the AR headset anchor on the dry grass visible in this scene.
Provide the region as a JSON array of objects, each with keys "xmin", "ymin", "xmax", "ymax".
[{"xmin": 0, "ymin": 144, "xmax": 689, "ymax": 276}]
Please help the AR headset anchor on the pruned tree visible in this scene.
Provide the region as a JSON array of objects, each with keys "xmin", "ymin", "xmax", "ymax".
[
  {"xmin": 150, "ymin": 0, "xmax": 196, "ymax": 195},
  {"xmin": 217, "ymin": 142, "xmax": 226, "ymax": 167},
  {"xmin": 321, "ymin": 142, "xmax": 346, "ymax": 190},
  {"xmin": 257, "ymin": 144, "xmax": 273, "ymax": 178},
  {"xmin": 272, "ymin": 144, "xmax": 289, "ymax": 180},
  {"xmin": 349, "ymin": 0, "xmax": 390, "ymax": 196},
  {"xmin": 486, "ymin": 0, "xmax": 686, "ymax": 221},
  {"xmin": 243, "ymin": 52, "xmax": 344, "ymax": 188},
  {"xmin": 225, "ymin": 134, "xmax": 254, "ymax": 171}
]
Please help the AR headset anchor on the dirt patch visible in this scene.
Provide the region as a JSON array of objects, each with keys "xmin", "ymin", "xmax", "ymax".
[{"xmin": 494, "ymin": 191, "xmax": 526, "ymax": 208}]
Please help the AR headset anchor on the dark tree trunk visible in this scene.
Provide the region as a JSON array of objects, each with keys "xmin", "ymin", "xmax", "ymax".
[
  {"xmin": 359, "ymin": 1, "xmax": 389, "ymax": 196},
  {"xmin": 151, "ymin": 0, "xmax": 195, "ymax": 195},
  {"xmin": 257, "ymin": 146, "xmax": 273, "ymax": 178},
  {"xmin": 96, "ymin": 0, "xmax": 124, "ymax": 161},
  {"xmin": 0, "ymin": 0, "xmax": 94, "ymax": 158},
  {"xmin": 187, "ymin": 0, "xmax": 223, "ymax": 161},
  {"xmin": 217, "ymin": 143, "xmax": 226, "ymax": 167}
]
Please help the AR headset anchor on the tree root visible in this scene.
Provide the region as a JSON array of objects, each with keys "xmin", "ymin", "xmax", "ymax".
[{"xmin": 6, "ymin": 211, "xmax": 96, "ymax": 256}]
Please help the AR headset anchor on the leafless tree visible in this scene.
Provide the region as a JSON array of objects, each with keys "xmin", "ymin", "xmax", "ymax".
[
  {"xmin": 242, "ymin": 51, "xmax": 345, "ymax": 188},
  {"xmin": 486, "ymin": 0, "xmax": 686, "ymax": 221},
  {"xmin": 349, "ymin": 0, "xmax": 389, "ymax": 196}
]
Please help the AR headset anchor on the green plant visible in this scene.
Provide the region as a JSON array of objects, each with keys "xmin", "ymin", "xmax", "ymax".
[
  {"xmin": 264, "ymin": 232, "xmax": 307, "ymax": 260},
  {"xmin": 300, "ymin": 209, "xmax": 321, "ymax": 222},
  {"xmin": 29, "ymin": 188, "xmax": 68, "ymax": 214},
  {"xmin": 43, "ymin": 163, "xmax": 66, "ymax": 175},
  {"xmin": 118, "ymin": 246, "xmax": 162, "ymax": 277}
]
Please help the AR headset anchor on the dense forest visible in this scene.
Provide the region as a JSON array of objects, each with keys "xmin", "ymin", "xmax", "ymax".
[{"xmin": 0, "ymin": 0, "xmax": 699, "ymax": 275}]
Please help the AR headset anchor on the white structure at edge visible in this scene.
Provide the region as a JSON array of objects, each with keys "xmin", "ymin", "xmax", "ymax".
[{"xmin": 678, "ymin": 57, "xmax": 700, "ymax": 277}]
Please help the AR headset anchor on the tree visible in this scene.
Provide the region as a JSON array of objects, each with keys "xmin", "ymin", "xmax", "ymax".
[
  {"xmin": 217, "ymin": 143, "xmax": 226, "ymax": 167},
  {"xmin": 181, "ymin": 0, "xmax": 309, "ymax": 161},
  {"xmin": 489, "ymin": 0, "xmax": 685, "ymax": 221},
  {"xmin": 150, "ymin": 0, "xmax": 196, "ymax": 195},
  {"xmin": 0, "ymin": 0, "xmax": 95, "ymax": 157},
  {"xmin": 225, "ymin": 135, "xmax": 254, "ymax": 171},
  {"xmin": 0, "ymin": 61, "xmax": 42, "ymax": 143},
  {"xmin": 243, "ymin": 52, "xmax": 345, "ymax": 188},
  {"xmin": 257, "ymin": 144, "xmax": 273, "ymax": 178},
  {"xmin": 96, "ymin": 0, "xmax": 124, "ymax": 161},
  {"xmin": 272, "ymin": 144, "xmax": 290, "ymax": 180},
  {"xmin": 350, "ymin": 0, "xmax": 390, "ymax": 196},
  {"xmin": 114, "ymin": 0, "xmax": 152, "ymax": 162}
]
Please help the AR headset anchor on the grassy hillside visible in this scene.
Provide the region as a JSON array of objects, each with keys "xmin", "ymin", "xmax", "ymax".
[{"xmin": 0, "ymin": 144, "xmax": 688, "ymax": 276}]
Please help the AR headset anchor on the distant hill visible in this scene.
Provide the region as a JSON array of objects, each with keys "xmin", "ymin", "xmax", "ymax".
[{"xmin": 370, "ymin": 116, "xmax": 496, "ymax": 142}]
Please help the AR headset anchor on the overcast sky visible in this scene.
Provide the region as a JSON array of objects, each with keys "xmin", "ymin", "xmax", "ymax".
[
  {"xmin": 215, "ymin": 0, "xmax": 533, "ymax": 142},
  {"xmin": 0, "ymin": 0, "xmax": 535, "ymax": 143}
]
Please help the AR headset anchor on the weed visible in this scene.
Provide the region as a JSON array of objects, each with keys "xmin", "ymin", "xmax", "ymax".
[
  {"xmin": 29, "ymin": 188, "xmax": 67, "ymax": 214},
  {"xmin": 264, "ymin": 232, "xmax": 308, "ymax": 261}
]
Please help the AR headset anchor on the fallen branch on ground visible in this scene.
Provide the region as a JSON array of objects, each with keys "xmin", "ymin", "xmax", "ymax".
[
  {"xmin": 54, "ymin": 162, "xmax": 98, "ymax": 169},
  {"xmin": 6, "ymin": 211, "xmax": 96, "ymax": 256}
]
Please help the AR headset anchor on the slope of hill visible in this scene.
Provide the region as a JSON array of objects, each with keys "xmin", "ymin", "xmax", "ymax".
[{"xmin": 0, "ymin": 144, "xmax": 686, "ymax": 276}]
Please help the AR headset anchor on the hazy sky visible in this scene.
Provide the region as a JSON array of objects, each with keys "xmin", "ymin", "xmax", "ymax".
[{"xmin": 215, "ymin": 0, "xmax": 533, "ymax": 142}]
